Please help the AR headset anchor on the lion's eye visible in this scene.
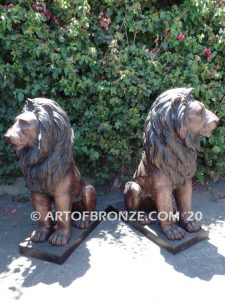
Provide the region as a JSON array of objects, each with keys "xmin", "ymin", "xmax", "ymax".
[{"xmin": 19, "ymin": 119, "xmax": 29, "ymax": 126}]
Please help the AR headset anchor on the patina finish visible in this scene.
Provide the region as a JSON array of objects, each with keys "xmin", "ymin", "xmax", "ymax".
[
  {"xmin": 124, "ymin": 88, "xmax": 219, "ymax": 240},
  {"xmin": 5, "ymin": 98, "xmax": 96, "ymax": 246}
]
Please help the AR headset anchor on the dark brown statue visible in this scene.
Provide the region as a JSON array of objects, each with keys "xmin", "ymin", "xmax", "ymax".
[
  {"xmin": 124, "ymin": 88, "xmax": 219, "ymax": 240},
  {"xmin": 5, "ymin": 98, "xmax": 96, "ymax": 246}
]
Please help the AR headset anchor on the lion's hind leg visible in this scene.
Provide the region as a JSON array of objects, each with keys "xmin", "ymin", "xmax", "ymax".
[
  {"xmin": 73, "ymin": 185, "xmax": 97, "ymax": 229},
  {"xmin": 124, "ymin": 181, "xmax": 152, "ymax": 225}
]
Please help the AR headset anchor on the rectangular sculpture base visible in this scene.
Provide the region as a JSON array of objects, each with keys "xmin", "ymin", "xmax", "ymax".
[
  {"xmin": 19, "ymin": 220, "xmax": 100, "ymax": 264},
  {"xmin": 109, "ymin": 202, "xmax": 209, "ymax": 254}
]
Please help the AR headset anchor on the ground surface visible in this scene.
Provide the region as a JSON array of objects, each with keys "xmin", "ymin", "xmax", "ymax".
[{"xmin": 0, "ymin": 181, "xmax": 225, "ymax": 300}]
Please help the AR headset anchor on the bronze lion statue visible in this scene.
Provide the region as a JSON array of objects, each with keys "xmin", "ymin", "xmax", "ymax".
[
  {"xmin": 124, "ymin": 88, "xmax": 219, "ymax": 240},
  {"xmin": 5, "ymin": 98, "xmax": 96, "ymax": 246}
]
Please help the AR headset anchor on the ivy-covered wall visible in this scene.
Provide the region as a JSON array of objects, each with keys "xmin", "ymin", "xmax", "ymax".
[{"xmin": 0, "ymin": 0, "xmax": 224, "ymax": 184}]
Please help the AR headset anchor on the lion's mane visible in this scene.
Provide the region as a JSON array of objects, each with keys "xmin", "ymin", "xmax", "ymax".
[
  {"xmin": 18, "ymin": 98, "xmax": 74, "ymax": 193},
  {"xmin": 144, "ymin": 88, "xmax": 200, "ymax": 187}
]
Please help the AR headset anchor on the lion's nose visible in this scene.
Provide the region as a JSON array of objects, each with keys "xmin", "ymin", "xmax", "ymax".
[
  {"xmin": 4, "ymin": 130, "xmax": 21, "ymax": 145},
  {"xmin": 4, "ymin": 132, "xmax": 11, "ymax": 143},
  {"xmin": 205, "ymin": 110, "xmax": 220, "ymax": 126},
  {"xmin": 211, "ymin": 115, "xmax": 220, "ymax": 129},
  {"xmin": 214, "ymin": 116, "xmax": 220, "ymax": 125}
]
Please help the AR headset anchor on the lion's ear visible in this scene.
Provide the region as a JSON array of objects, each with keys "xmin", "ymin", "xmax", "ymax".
[
  {"xmin": 25, "ymin": 98, "xmax": 34, "ymax": 110},
  {"xmin": 186, "ymin": 87, "xmax": 194, "ymax": 96},
  {"xmin": 186, "ymin": 88, "xmax": 194, "ymax": 101},
  {"xmin": 171, "ymin": 95, "xmax": 182, "ymax": 107}
]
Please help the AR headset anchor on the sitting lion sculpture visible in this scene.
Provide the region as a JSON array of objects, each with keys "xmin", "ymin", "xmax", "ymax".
[
  {"xmin": 5, "ymin": 98, "xmax": 96, "ymax": 246},
  {"xmin": 124, "ymin": 88, "xmax": 219, "ymax": 240}
]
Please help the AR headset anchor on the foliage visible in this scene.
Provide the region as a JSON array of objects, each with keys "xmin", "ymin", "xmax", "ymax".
[{"xmin": 0, "ymin": 0, "xmax": 224, "ymax": 184}]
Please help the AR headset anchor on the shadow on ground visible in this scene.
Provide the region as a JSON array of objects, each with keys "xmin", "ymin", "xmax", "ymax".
[
  {"xmin": 0, "ymin": 182, "xmax": 225, "ymax": 296},
  {"xmin": 103, "ymin": 184, "xmax": 225, "ymax": 281},
  {"xmin": 0, "ymin": 191, "xmax": 123, "ymax": 293},
  {"xmin": 160, "ymin": 238, "xmax": 225, "ymax": 281},
  {"xmin": 159, "ymin": 182, "xmax": 225, "ymax": 281},
  {"xmin": 0, "ymin": 195, "xmax": 91, "ymax": 289}
]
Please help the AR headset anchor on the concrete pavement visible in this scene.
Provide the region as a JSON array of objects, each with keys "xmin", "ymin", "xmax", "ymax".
[{"xmin": 0, "ymin": 181, "xmax": 225, "ymax": 300}]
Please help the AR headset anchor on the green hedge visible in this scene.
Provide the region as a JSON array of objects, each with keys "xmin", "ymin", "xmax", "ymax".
[{"xmin": 0, "ymin": 0, "xmax": 224, "ymax": 185}]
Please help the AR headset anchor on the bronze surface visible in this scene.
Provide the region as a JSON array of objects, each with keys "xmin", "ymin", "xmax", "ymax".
[
  {"xmin": 5, "ymin": 98, "xmax": 96, "ymax": 246},
  {"xmin": 124, "ymin": 88, "xmax": 219, "ymax": 240}
]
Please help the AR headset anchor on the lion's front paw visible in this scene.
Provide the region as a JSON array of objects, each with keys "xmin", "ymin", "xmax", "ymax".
[
  {"xmin": 48, "ymin": 229, "xmax": 70, "ymax": 246},
  {"xmin": 161, "ymin": 224, "xmax": 185, "ymax": 240},
  {"xmin": 179, "ymin": 219, "xmax": 202, "ymax": 233},
  {"xmin": 30, "ymin": 226, "xmax": 51, "ymax": 243}
]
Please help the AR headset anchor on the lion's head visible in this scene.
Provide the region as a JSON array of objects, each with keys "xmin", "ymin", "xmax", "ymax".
[
  {"xmin": 5, "ymin": 98, "xmax": 74, "ymax": 193},
  {"xmin": 144, "ymin": 88, "xmax": 219, "ymax": 186}
]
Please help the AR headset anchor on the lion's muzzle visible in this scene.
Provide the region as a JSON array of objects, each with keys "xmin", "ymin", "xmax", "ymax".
[
  {"xmin": 200, "ymin": 109, "xmax": 220, "ymax": 137},
  {"xmin": 4, "ymin": 126, "xmax": 25, "ymax": 151}
]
